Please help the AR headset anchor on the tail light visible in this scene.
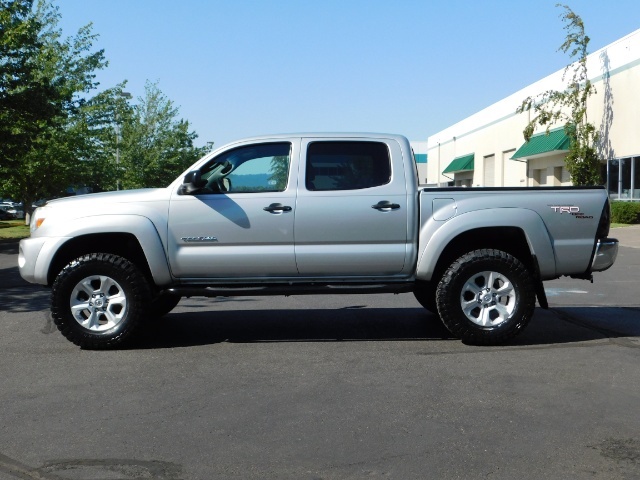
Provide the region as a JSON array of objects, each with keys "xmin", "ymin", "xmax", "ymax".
[{"xmin": 596, "ymin": 197, "xmax": 611, "ymax": 239}]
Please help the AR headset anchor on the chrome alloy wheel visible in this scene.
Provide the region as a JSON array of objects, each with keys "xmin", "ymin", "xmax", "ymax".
[
  {"xmin": 459, "ymin": 270, "xmax": 516, "ymax": 327},
  {"xmin": 70, "ymin": 275, "xmax": 128, "ymax": 332}
]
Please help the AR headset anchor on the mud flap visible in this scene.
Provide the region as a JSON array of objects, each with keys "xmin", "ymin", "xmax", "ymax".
[{"xmin": 532, "ymin": 254, "xmax": 549, "ymax": 309}]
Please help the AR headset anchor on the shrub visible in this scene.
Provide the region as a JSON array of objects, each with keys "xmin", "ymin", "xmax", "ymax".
[{"xmin": 611, "ymin": 201, "xmax": 640, "ymax": 224}]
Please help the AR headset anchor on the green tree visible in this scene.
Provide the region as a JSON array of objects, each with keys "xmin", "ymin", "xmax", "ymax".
[
  {"xmin": 516, "ymin": 4, "xmax": 601, "ymax": 186},
  {"xmin": 118, "ymin": 81, "xmax": 206, "ymax": 189},
  {"xmin": 0, "ymin": 0, "xmax": 107, "ymax": 216},
  {"xmin": 1, "ymin": 0, "xmax": 56, "ymax": 166},
  {"xmin": 71, "ymin": 85, "xmax": 133, "ymax": 192},
  {"xmin": 269, "ymin": 155, "xmax": 289, "ymax": 190}
]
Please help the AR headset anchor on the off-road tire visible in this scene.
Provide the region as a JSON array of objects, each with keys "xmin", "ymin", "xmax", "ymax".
[
  {"xmin": 436, "ymin": 249, "xmax": 535, "ymax": 345},
  {"xmin": 51, "ymin": 253, "xmax": 152, "ymax": 349}
]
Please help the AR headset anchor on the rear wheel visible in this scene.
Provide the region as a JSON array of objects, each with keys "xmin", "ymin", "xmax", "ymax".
[
  {"xmin": 51, "ymin": 253, "xmax": 152, "ymax": 349},
  {"xmin": 436, "ymin": 249, "xmax": 535, "ymax": 345}
]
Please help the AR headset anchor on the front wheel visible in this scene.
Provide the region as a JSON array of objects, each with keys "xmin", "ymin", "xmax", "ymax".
[
  {"xmin": 51, "ymin": 253, "xmax": 152, "ymax": 349},
  {"xmin": 436, "ymin": 249, "xmax": 535, "ymax": 345}
]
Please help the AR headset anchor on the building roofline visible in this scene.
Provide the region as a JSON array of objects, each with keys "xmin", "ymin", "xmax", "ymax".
[{"xmin": 427, "ymin": 27, "xmax": 640, "ymax": 152}]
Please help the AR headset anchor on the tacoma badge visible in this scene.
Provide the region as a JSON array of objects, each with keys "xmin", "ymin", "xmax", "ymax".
[{"xmin": 181, "ymin": 236, "xmax": 218, "ymax": 243}]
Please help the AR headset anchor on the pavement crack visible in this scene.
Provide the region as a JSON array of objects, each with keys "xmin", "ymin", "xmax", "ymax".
[
  {"xmin": 415, "ymin": 339, "xmax": 611, "ymax": 356},
  {"xmin": 0, "ymin": 453, "xmax": 63, "ymax": 480},
  {"xmin": 0, "ymin": 453, "xmax": 183, "ymax": 480}
]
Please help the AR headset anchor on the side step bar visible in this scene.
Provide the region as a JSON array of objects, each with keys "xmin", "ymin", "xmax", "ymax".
[{"xmin": 168, "ymin": 283, "xmax": 415, "ymax": 298}]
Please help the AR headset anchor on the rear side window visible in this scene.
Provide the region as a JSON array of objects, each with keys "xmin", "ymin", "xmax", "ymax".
[{"xmin": 306, "ymin": 141, "xmax": 391, "ymax": 191}]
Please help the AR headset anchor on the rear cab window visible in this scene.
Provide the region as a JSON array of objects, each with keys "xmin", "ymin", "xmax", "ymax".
[{"xmin": 306, "ymin": 141, "xmax": 391, "ymax": 191}]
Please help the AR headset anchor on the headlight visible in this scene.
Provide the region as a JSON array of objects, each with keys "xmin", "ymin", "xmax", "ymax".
[{"xmin": 30, "ymin": 207, "xmax": 46, "ymax": 233}]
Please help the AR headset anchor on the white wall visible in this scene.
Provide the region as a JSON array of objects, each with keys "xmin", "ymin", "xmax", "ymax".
[{"xmin": 426, "ymin": 28, "xmax": 640, "ymax": 187}]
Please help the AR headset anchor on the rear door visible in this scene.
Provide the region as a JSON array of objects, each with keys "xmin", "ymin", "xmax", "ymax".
[{"xmin": 294, "ymin": 138, "xmax": 410, "ymax": 276}]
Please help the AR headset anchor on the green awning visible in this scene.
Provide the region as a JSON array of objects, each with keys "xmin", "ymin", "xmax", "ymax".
[
  {"xmin": 442, "ymin": 153, "xmax": 474, "ymax": 174},
  {"xmin": 415, "ymin": 153, "xmax": 427, "ymax": 164},
  {"xmin": 512, "ymin": 127, "xmax": 571, "ymax": 160}
]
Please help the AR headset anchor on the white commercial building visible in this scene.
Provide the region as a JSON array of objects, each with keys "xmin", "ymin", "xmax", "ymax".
[{"xmin": 425, "ymin": 28, "xmax": 640, "ymax": 201}]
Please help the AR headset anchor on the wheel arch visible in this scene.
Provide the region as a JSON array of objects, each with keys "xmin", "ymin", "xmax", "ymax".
[
  {"xmin": 416, "ymin": 208, "xmax": 556, "ymax": 283},
  {"xmin": 49, "ymin": 233, "xmax": 143, "ymax": 284},
  {"xmin": 45, "ymin": 217, "xmax": 172, "ymax": 287}
]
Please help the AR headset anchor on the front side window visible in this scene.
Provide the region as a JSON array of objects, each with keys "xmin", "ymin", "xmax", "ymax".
[
  {"xmin": 198, "ymin": 142, "xmax": 291, "ymax": 193},
  {"xmin": 306, "ymin": 141, "xmax": 391, "ymax": 191}
]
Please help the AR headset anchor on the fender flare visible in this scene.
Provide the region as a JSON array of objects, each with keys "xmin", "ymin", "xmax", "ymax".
[
  {"xmin": 415, "ymin": 208, "xmax": 556, "ymax": 281},
  {"xmin": 37, "ymin": 214, "xmax": 172, "ymax": 286}
]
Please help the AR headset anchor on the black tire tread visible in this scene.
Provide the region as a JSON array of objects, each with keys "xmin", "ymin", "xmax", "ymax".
[
  {"xmin": 436, "ymin": 249, "xmax": 535, "ymax": 345},
  {"xmin": 51, "ymin": 253, "xmax": 152, "ymax": 349}
]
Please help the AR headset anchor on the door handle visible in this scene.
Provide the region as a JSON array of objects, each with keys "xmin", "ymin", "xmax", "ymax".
[
  {"xmin": 371, "ymin": 201, "xmax": 400, "ymax": 210},
  {"xmin": 264, "ymin": 203, "xmax": 292, "ymax": 213}
]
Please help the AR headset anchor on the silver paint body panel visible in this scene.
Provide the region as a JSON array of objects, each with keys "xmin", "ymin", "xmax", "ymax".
[
  {"xmin": 19, "ymin": 132, "xmax": 614, "ymax": 289},
  {"xmin": 293, "ymin": 137, "xmax": 412, "ymax": 276},
  {"xmin": 167, "ymin": 138, "xmax": 301, "ymax": 278},
  {"xmin": 416, "ymin": 188, "xmax": 611, "ymax": 280}
]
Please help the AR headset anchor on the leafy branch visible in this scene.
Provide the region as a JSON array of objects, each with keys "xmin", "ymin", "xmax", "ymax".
[{"xmin": 516, "ymin": 4, "xmax": 601, "ymax": 186}]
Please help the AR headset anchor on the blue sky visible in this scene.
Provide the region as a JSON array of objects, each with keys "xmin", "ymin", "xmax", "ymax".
[{"xmin": 57, "ymin": 0, "xmax": 640, "ymax": 148}]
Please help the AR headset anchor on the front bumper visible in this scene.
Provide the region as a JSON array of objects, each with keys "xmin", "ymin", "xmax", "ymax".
[
  {"xmin": 591, "ymin": 238, "xmax": 619, "ymax": 272},
  {"xmin": 19, "ymin": 236, "xmax": 71, "ymax": 285}
]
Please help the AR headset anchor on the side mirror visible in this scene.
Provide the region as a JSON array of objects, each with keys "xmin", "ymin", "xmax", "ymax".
[{"xmin": 181, "ymin": 170, "xmax": 206, "ymax": 194}]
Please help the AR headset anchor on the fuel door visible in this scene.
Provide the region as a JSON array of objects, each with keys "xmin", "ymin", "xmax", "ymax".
[{"xmin": 433, "ymin": 198, "xmax": 456, "ymax": 221}]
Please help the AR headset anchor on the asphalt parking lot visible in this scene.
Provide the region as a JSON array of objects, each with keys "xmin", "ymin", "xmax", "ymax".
[{"xmin": 0, "ymin": 228, "xmax": 639, "ymax": 480}]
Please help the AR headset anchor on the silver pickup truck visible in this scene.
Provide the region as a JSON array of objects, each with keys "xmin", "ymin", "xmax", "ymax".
[{"xmin": 19, "ymin": 133, "xmax": 618, "ymax": 348}]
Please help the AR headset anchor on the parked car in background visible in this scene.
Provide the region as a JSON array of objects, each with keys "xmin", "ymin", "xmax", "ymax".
[
  {"xmin": 13, "ymin": 206, "xmax": 25, "ymax": 219},
  {"xmin": 0, "ymin": 203, "xmax": 23, "ymax": 219},
  {"xmin": 0, "ymin": 206, "xmax": 16, "ymax": 220}
]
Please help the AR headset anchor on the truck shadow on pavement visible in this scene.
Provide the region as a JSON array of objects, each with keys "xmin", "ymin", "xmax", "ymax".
[
  {"xmin": 131, "ymin": 306, "xmax": 639, "ymax": 350},
  {"xmin": 0, "ymin": 287, "xmax": 49, "ymax": 313},
  {"xmin": 0, "ymin": 240, "xmax": 49, "ymax": 313},
  {"xmin": 2, "ymin": 276, "xmax": 636, "ymax": 349},
  {"xmin": 136, "ymin": 308, "xmax": 455, "ymax": 348},
  {"xmin": 0, "ymin": 239, "xmax": 20, "ymax": 255}
]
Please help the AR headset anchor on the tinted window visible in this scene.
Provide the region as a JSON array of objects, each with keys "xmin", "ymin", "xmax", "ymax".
[
  {"xmin": 306, "ymin": 141, "xmax": 391, "ymax": 191},
  {"xmin": 199, "ymin": 143, "xmax": 290, "ymax": 193}
]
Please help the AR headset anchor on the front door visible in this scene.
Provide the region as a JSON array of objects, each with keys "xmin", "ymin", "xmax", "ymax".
[{"xmin": 167, "ymin": 141, "xmax": 299, "ymax": 278}]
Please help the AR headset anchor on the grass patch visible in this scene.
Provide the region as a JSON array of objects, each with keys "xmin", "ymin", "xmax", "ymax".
[
  {"xmin": 611, "ymin": 223, "xmax": 634, "ymax": 229},
  {"xmin": 0, "ymin": 220, "xmax": 30, "ymax": 239}
]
